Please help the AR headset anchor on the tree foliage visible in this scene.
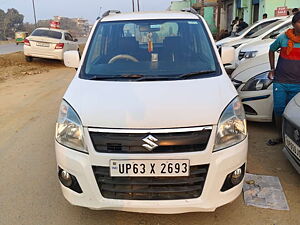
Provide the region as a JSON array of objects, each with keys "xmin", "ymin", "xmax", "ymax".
[{"xmin": 0, "ymin": 8, "xmax": 24, "ymax": 40}]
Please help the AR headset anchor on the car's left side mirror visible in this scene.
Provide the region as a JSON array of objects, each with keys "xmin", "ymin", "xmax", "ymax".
[
  {"xmin": 220, "ymin": 46, "xmax": 235, "ymax": 66},
  {"xmin": 64, "ymin": 51, "xmax": 80, "ymax": 68},
  {"xmin": 74, "ymin": 38, "xmax": 78, "ymax": 42}
]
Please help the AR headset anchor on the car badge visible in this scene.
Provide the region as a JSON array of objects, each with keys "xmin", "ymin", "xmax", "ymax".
[{"xmin": 142, "ymin": 135, "xmax": 158, "ymax": 151}]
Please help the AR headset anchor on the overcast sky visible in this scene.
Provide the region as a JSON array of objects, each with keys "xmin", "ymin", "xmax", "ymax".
[{"xmin": 0, "ymin": 0, "xmax": 174, "ymax": 24}]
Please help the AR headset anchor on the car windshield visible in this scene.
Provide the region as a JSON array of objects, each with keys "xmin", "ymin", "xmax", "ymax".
[
  {"xmin": 246, "ymin": 20, "xmax": 285, "ymax": 38},
  {"xmin": 80, "ymin": 19, "xmax": 220, "ymax": 80},
  {"xmin": 31, "ymin": 29, "xmax": 62, "ymax": 39}
]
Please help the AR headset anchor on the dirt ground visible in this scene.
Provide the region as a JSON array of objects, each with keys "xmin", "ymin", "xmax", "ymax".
[{"xmin": 0, "ymin": 52, "xmax": 299, "ymax": 225}]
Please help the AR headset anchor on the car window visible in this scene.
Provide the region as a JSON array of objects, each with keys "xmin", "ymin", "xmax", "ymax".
[
  {"xmin": 264, "ymin": 23, "xmax": 293, "ymax": 39},
  {"xmin": 65, "ymin": 33, "xmax": 74, "ymax": 41},
  {"xmin": 246, "ymin": 20, "xmax": 286, "ymax": 38},
  {"xmin": 31, "ymin": 29, "xmax": 62, "ymax": 39},
  {"xmin": 244, "ymin": 20, "xmax": 278, "ymax": 37},
  {"xmin": 81, "ymin": 19, "xmax": 220, "ymax": 80}
]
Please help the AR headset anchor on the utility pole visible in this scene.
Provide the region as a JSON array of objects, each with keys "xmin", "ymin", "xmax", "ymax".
[
  {"xmin": 217, "ymin": 0, "xmax": 221, "ymax": 35},
  {"xmin": 32, "ymin": 0, "xmax": 37, "ymax": 27},
  {"xmin": 132, "ymin": 0, "xmax": 135, "ymax": 12},
  {"xmin": 137, "ymin": 0, "xmax": 140, "ymax": 12}
]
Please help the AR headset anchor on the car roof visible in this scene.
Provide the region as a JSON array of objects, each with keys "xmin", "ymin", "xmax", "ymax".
[
  {"xmin": 101, "ymin": 11, "xmax": 199, "ymax": 22},
  {"xmin": 34, "ymin": 27, "xmax": 69, "ymax": 33}
]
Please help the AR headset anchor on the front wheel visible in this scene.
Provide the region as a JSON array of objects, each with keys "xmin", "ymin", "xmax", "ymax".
[{"xmin": 25, "ymin": 56, "xmax": 33, "ymax": 62}]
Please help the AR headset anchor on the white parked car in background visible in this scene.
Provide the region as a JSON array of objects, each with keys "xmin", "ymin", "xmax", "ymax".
[
  {"xmin": 238, "ymin": 21, "xmax": 293, "ymax": 63},
  {"xmin": 283, "ymin": 93, "xmax": 300, "ymax": 174},
  {"xmin": 221, "ymin": 17, "xmax": 291, "ymax": 69},
  {"xmin": 24, "ymin": 28, "xmax": 79, "ymax": 62},
  {"xmin": 231, "ymin": 53, "xmax": 278, "ymax": 122},
  {"xmin": 216, "ymin": 16, "xmax": 282, "ymax": 48},
  {"xmin": 55, "ymin": 10, "xmax": 248, "ymax": 214}
]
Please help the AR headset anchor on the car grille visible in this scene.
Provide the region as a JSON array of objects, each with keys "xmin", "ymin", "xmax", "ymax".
[
  {"xmin": 89, "ymin": 128, "xmax": 212, "ymax": 153},
  {"xmin": 92, "ymin": 165, "xmax": 209, "ymax": 200},
  {"xmin": 284, "ymin": 118, "xmax": 300, "ymax": 146}
]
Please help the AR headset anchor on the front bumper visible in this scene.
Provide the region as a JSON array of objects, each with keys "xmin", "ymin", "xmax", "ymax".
[
  {"xmin": 237, "ymin": 88, "xmax": 273, "ymax": 122},
  {"xmin": 55, "ymin": 132, "xmax": 248, "ymax": 214}
]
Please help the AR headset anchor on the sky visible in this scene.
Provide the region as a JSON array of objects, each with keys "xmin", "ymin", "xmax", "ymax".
[{"xmin": 0, "ymin": 0, "xmax": 174, "ymax": 24}]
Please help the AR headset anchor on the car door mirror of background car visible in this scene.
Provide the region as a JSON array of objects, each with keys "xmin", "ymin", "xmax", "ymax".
[
  {"xmin": 220, "ymin": 46, "xmax": 235, "ymax": 66},
  {"xmin": 64, "ymin": 50, "xmax": 80, "ymax": 69},
  {"xmin": 74, "ymin": 39, "xmax": 78, "ymax": 42}
]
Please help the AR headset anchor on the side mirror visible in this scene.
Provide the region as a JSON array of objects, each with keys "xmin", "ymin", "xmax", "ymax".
[
  {"xmin": 74, "ymin": 38, "xmax": 78, "ymax": 42},
  {"xmin": 64, "ymin": 50, "xmax": 80, "ymax": 68},
  {"xmin": 220, "ymin": 46, "xmax": 235, "ymax": 66}
]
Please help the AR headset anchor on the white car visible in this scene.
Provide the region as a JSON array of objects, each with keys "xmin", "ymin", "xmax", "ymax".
[
  {"xmin": 55, "ymin": 10, "xmax": 248, "ymax": 214},
  {"xmin": 283, "ymin": 93, "xmax": 300, "ymax": 174},
  {"xmin": 221, "ymin": 17, "xmax": 291, "ymax": 69},
  {"xmin": 216, "ymin": 16, "xmax": 282, "ymax": 47},
  {"xmin": 24, "ymin": 28, "xmax": 79, "ymax": 62},
  {"xmin": 238, "ymin": 22, "xmax": 293, "ymax": 63},
  {"xmin": 231, "ymin": 53, "xmax": 278, "ymax": 122}
]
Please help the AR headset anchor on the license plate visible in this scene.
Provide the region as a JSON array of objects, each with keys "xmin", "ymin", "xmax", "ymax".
[
  {"xmin": 110, "ymin": 159, "xmax": 190, "ymax": 177},
  {"xmin": 285, "ymin": 135, "xmax": 300, "ymax": 160},
  {"xmin": 36, "ymin": 42, "xmax": 50, "ymax": 47}
]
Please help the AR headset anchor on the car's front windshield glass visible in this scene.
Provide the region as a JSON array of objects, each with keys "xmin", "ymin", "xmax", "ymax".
[
  {"xmin": 246, "ymin": 20, "xmax": 284, "ymax": 39},
  {"xmin": 31, "ymin": 29, "xmax": 62, "ymax": 39},
  {"xmin": 80, "ymin": 19, "xmax": 220, "ymax": 80}
]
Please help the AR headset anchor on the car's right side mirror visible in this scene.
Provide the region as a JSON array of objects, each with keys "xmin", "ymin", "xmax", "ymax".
[
  {"xmin": 220, "ymin": 46, "xmax": 235, "ymax": 66},
  {"xmin": 64, "ymin": 50, "xmax": 80, "ymax": 68}
]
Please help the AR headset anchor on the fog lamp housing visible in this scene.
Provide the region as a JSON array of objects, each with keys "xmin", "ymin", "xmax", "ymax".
[
  {"xmin": 221, "ymin": 164, "xmax": 245, "ymax": 192},
  {"xmin": 58, "ymin": 167, "xmax": 83, "ymax": 193}
]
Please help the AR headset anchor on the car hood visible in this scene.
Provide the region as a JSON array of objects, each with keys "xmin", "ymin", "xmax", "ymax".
[
  {"xmin": 223, "ymin": 38, "xmax": 250, "ymax": 47},
  {"xmin": 240, "ymin": 39, "xmax": 274, "ymax": 52},
  {"xmin": 216, "ymin": 36, "xmax": 239, "ymax": 46},
  {"xmin": 63, "ymin": 75, "xmax": 237, "ymax": 128}
]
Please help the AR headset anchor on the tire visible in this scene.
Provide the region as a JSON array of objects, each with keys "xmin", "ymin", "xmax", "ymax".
[
  {"xmin": 16, "ymin": 43, "xmax": 19, "ymax": 45},
  {"xmin": 25, "ymin": 56, "xmax": 33, "ymax": 62}
]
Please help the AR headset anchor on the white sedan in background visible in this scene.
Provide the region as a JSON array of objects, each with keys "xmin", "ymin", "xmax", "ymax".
[
  {"xmin": 231, "ymin": 53, "xmax": 278, "ymax": 122},
  {"xmin": 283, "ymin": 93, "xmax": 300, "ymax": 174},
  {"xmin": 24, "ymin": 28, "xmax": 79, "ymax": 62}
]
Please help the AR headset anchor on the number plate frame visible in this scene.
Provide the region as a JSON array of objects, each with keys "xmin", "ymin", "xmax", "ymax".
[
  {"xmin": 36, "ymin": 42, "xmax": 50, "ymax": 47},
  {"xmin": 110, "ymin": 159, "xmax": 190, "ymax": 177},
  {"xmin": 285, "ymin": 135, "xmax": 300, "ymax": 160}
]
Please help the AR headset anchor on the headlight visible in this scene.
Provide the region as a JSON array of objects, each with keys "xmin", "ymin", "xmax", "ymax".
[
  {"xmin": 214, "ymin": 97, "xmax": 247, "ymax": 152},
  {"xmin": 241, "ymin": 71, "xmax": 272, "ymax": 91},
  {"xmin": 243, "ymin": 51, "xmax": 258, "ymax": 59},
  {"xmin": 55, "ymin": 100, "xmax": 87, "ymax": 153}
]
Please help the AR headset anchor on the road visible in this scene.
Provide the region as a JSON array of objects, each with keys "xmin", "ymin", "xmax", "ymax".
[
  {"xmin": 0, "ymin": 38, "xmax": 87, "ymax": 55},
  {"xmin": 0, "ymin": 68, "xmax": 299, "ymax": 225}
]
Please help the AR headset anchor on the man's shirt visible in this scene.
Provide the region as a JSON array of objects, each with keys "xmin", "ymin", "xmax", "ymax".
[{"xmin": 270, "ymin": 33, "xmax": 300, "ymax": 84}]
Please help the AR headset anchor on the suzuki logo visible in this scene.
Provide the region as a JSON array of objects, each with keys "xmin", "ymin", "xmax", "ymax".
[
  {"xmin": 294, "ymin": 129, "xmax": 300, "ymax": 142},
  {"xmin": 142, "ymin": 135, "xmax": 158, "ymax": 151}
]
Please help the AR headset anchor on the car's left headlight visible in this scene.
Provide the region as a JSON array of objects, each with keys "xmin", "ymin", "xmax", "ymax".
[
  {"xmin": 55, "ymin": 100, "xmax": 87, "ymax": 153},
  {"xmin": 241, "ymin": 71, "xmax": 272, "ymax": 91},
  {"xmin": 214, "ymin": 97, "xmax": 247, "ymax": 152},
  {"xmin": 243, "ymin": 51, "xmax": 258, "ymax": 59}
]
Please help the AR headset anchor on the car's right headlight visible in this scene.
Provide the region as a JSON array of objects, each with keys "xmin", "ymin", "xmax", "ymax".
[
  {"xmin": 55, "ymin": 100, "xmax": 87, "ymax": 153},
  {"xmin": 241, "ymin": 71, "xmax": 272, "ymax": 91},
  {"xmin": 214, "ymin": 97, "xmax": 247, "ymax": 152}
]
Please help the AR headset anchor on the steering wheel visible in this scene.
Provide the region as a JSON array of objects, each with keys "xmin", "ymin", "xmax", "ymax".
[{"xmin": 108, "ymin": 54, "xmax": 139, "ymax": 64}]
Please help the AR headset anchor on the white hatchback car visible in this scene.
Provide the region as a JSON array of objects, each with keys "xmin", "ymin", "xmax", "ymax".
[
  {"xmin": 283, "ymin": 93, "xmax": 300, "ymax": 174},
  {"xmin": 55, "ymin": 10, "xmax": 248, "ymax": 214},
  {"xmin": 24, "ymin": 28, "xmax": 79, "ymax": 62},
  {"xmin": 216, "ymin": 16, "xmax": 282, "ymax": 47},
  {"xmin": 221, "ymin": 17, "xmax": 291, "ymax": 69},
  {"xmin": 231, "ymin": 54, "xmax": 277, "ymax": 122}
]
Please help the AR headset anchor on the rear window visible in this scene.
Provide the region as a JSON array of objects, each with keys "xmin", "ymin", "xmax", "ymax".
[{"xmin": 31, "ymin": 29, "xmax": 62, "ymax": 39}]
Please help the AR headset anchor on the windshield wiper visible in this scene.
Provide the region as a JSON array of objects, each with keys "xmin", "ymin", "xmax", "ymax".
[
  {"xmin": 178, "ymin": 70, "xmax": 216, "ymax": 79},
  {"xmin": 87, "ymin": 74, "xmax": 144, "ymax": 80}
]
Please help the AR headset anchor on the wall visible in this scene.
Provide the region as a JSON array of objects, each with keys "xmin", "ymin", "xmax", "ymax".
[{"xmin": 265, "ymin": 0, "xmax": 299, "ymax": 17}]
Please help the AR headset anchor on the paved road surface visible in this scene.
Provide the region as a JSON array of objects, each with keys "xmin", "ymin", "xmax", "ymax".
[{"xmin": 0, "ymin": 69, "xmax": 299, "ymax": 225}]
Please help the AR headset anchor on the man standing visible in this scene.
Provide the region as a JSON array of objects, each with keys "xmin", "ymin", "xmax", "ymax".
[
  {"xmin": 292, "ymin": 8, "xmax": 299, "ymax": 15},
  {"xmin": 237, "ymin": 18, "xmax": 248, "ymax": 33},
  {"xmin": 267, "ymin": 12, "xmax": 300, "ymax": 145}
]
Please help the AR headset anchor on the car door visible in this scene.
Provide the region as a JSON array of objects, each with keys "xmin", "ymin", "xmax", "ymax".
[{"xmin": 64, "ymin": 33, "xmax": 78, "ymax": 51}]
